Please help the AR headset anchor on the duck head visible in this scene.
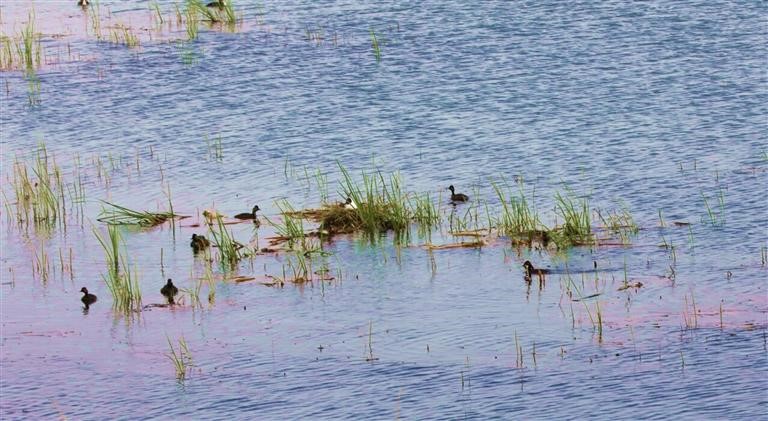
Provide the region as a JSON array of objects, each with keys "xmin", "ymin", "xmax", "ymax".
[
  {"xmin": 166, "ymin": 278, "xmax": 174, "ymax": 287},
  {"xmin": 448, "ymin": 185, "xmax": 456, "ymax": 194},
  {"xmin": 80, "ymin": 287, "xmax": 89, "ymax": 294},
  {"xmin": 252, "ymin": 205, "xmax": 261, "ymax": 214}
]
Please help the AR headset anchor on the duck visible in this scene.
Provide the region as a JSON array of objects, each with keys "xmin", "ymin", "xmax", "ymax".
[
  {"xmin": 80, "ymin": 287, "xmax": 97, "ymax": 307},
  {"xmin": 206, "ymin": 0, "xmax": 226, "ymax": 9},
  {"xmin": 160, "ymin": 279, "xmax": 179, "ymax": 304},
  {"xmin": 448, "ymin": 185, "xmax": 469, "ymax": 203},
  {"xmin": 522, "ymin": 260, "xmax": 551, "ymax": 278},
  {"xmin": 342, "ymin": 197, "xmax": 358, "ymax": 210},
  {"xmin": 234, "ymin": 205, "xmax": 260, "ymax": 220},
  {"xmin": 190, "ymin": 233, "xmax": 210, "ymax": 251}
]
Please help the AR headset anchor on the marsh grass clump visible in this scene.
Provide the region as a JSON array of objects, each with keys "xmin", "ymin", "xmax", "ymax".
[
  {"xmin": 166, "ymin": 335, "xmax": 193, "ymax": 380},
  {"xmin": 268, "ymin": 200, "xmax": 310, "ymax": 247},
  {"xmin": 596, "ymin": 202, "xmax": 639, "ymax": 244},
  {"xmin": 551, "ymin": 187, "xmax": 592, "ymax": 246},
  {"xmin": 492, "ymin": 180, "xmax": 543, "ymax": 238},
  {"xmin": 97, "ymin": 201, "xmax": 179, "ymax": 227},
  {"xmin": 318, "ymin": 205, "xmax": 362, "ymax": 234},
  {"xmin": 186, "ymin": 0, "xmax": 237, "ymax": 25},
  {"xmin": 209, "ymin": 215, "xmax": 245, "ymax": 267},
  {"xmin": 93, "ymin": 225, "xmax": 142, "ymax": 313},
  {"xmin": 0, "ymin": 12, "xmax": 43, "ymax": 72},
  {"xmin": 9, "ymin": 144, "xmax": 67, "ymax": 229},
  {"xmin": 108, "ymin": 24, "xmax": 140, "ymax": 48},
  {"xmin": 338, "ymin": 163, "xmax": 409, "ymax": 234}
]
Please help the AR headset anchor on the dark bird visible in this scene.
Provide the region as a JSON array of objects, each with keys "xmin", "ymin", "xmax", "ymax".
[
  {"xmin": 160, "ymin": 278, "xmax": 179, "ymax": 304},
  {"xmin": 191, "ymin": 233, "xmax": 210, "ymax": 251},
  {"xmin": 234, "ymin": 205, "xmax": 260, "ymax": 220},
  {"xmin": 80, "ymin": 287, "xmax": 97, "ymax": 308},
  {"xmin": 522, "ymin": 260, "xmax": 551, "ymax": 278},
  {"xmin": 206, "ymin": 0, "xmax": 226, "ymax": 9},
  {"xmin": 448, "ymin": 185, "xmax": 469, "ymax": 203}
]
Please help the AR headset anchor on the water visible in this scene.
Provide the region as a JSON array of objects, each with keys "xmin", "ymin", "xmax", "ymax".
[{"xmin": 1, "ymin": 1, "xmax": 766, "ymax": 419}]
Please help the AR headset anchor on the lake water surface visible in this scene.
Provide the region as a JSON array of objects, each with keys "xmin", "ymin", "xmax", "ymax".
[{"xmin": 1, "ymin": 1, "xmax": 766, "ymax": 419}]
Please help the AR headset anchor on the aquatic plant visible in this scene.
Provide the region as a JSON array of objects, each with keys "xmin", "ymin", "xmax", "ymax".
[
  {"xmin": 595, "ymin": 202, "xmax": 638, "ymax": 244},
  {"xmin": 97, "ymin": 201, "xmax": 178, "ymax": 227},
  {"xmin": 209, "ymin": 215, "xmax": 244, "ymax": 267},
  {"xmin": 552, "ymin": 187, "xmax": 591, "ymax": 245},
  {"xmin": 93, "ymin": 224, "xmax": 142, "ymax": 313},
  {"xmin": 166, "ymin": 335, "xmax": 193, "ymax": 380},
  {"xmin": 9, "ymin": 144, "xmax": 67, "ymax": 229},
  {"xmin": 491, "ymin": 180, "xmax": 542, "ymax": 236},
  {"xmin": 338, "ymin": 163, "xmax": 409, "ymax": 234},
  {"xmin": 108, "ymin": 24, "xmax": 140, "ymax": 48},
  {"xmin": 370, "ymin": 29, "xmax": 381, "ymax": 61},
  {"xmin": 186, "ymin": 0, "xmax": 237, "ymax": 24},
  {"xmin": 268, "ymin": 200, "xmax": 308, "ymax": 247}
]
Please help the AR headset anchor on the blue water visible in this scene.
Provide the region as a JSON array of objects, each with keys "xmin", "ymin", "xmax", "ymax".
[{"xmin": 1, "ymin": 1, "xmax": 766, "ymax": 419}]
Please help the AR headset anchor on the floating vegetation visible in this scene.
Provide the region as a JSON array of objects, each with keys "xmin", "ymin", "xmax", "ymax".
[
  {"xmin": 166, "ymin": 335, "xmax": 194, "ymax": 380},
  {"xmin": 97, "ymin": 201, "xmax": 180, "ymax": 227},
  {"xmin": 93, "ymin": 225, "xmax": 142, "ymax": 314}
]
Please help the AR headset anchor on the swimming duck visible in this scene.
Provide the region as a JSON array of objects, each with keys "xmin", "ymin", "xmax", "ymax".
[
  {"xmin": 234, "ymin": 205, "xmax": 260, "ymax": 220},
  {"xmin": 448, "ymin": 185, "xmax": 469, "ymax": 203},
  {"xmin": 191, "ymin": 233, "xmax": 210, "ymax": 251},
  {"xmin": 80, "ymin": 287, "xmax": 97, "ymax": 307},
  {"xmin": 160, "ymin": 278, "xmax": 179, "ymax": 304},
  {"xmin": 522, "ymin": 260, "xmax": 551, "ymax": 278}
]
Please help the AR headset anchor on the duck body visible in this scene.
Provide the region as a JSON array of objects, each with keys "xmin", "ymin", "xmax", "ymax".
[
  {"xmin": 160, "ymin": 279, "xmax": 179, "ymax": 303},
  {"xmin": 191, "ymin": 233, "xmax": 211, "ymax": 251},
  {"xmin": 448, "ymin": 185, "xmax": 469, "ymax": 203},
  {"xmin": 522, "ymin": 260, "xmax": 551, "ymax": 278},
  {"xmin": 234, "ymin": 205, "xmax": 260, "ymax": 220},
  {"xmin": 80, "ymin": 287, "xmax": 97, "ymax": 307},
  {"xmin": 341, "ymin": 197, "xmax": 358, "ymax": 210}
]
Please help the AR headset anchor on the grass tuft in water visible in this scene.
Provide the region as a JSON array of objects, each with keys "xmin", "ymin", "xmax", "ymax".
[
  {"xmin": 97, "ymin": 201, "xmax": 179, "ymax": 227},
  {"xmin": 552, "ymin": 187, "xmax": 592, "ymax": 246},
  {"xmin": 93, "ymin": 225, "xmax": 142, "ymax": 314},
  {"xmin": 492, "ymin": 179, "xmax": 542, "ymax": 237},
  {"xmin": 209, "ymin": 215, "xmax": 244, "ymax": 268},
  {"xmin": 166, "ymin": 335, "xmax": 194, "ymax": 380}
]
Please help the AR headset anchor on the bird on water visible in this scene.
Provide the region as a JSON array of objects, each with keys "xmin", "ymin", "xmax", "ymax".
[
  {"xmin": 191, "ymin": 233, "xmax": 210, "ymax": 251},
  {"xmin": 234, "ymin": 205, "xmax": 260, "ymax": 220},
  {"xmin": 522, "ymin": 260, "xmax": 551, "ymax": 278},
  {"xmin": 160, "ymin": 279, "xmax": 179, "ymax": 304},
  {"xmin": 448, "ymin": 185, "xmax": 469, "ymax": 203},
  {"xmin": 80, "ymin": 287, "xmax": 97, "ymax": 308}
]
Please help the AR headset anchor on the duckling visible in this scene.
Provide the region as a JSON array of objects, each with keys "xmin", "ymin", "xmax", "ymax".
[
  {"xmin": 160, "ymin": 278, "xmax": 179, "ymax": 304},
  {"xmin": 190, "ymin": 233, "xmax": 210, "ymax": 251},
  {"xmin": 448, "ymin": 185, "xmax": 469, "ymax": 203},
  {"xmin": 80, "ymin": 287, "xmax": 97, "ymax": 307},
  {"xmin": 202, "ymin": 209, "xmax": 226, "ymax": 223},
  {"xmin": 234, "ymin": 205, "xmax": 260, "ymax": 220},
  {"xmin": 522, "ymin": 260, "xmax": 551, "ymax": 278}
]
